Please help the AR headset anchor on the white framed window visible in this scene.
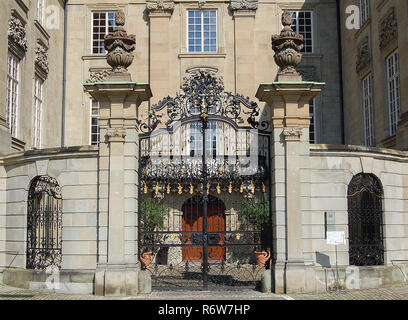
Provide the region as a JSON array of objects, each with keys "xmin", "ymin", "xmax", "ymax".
[
  {"xmin": 290, "ymin": 11, "xmax": 313, "ymax": 53},
  {"xmin": 386, "ymin": 50, "xmax": 401, "ymax": 136},
  {"xmin": 90, "ymin": 99, "xmax": 100, "ymax": 146},
  {"xmin": 187, "ymin": 120, "xmax": 217, "ymax": 157},
  {"xmin": 309, "ymin": 99, "xmax": 316, "ymax": 144},
  {"xmin": 362, "ymin": 74, "xmax": 374, "ymax": 146},
  {"xmin": 187, "ymin": 10, "xmax": 217, "ymax": 53},
  {"xmin": 36, "ymin": 0, "xmax": 45, "ymax": 24},
  {"xmin": 34, "ymin": 76, "xmax": 44, "ymax": 148},
  {"xmin": 359, "ymin": 0, "xmax": 370, "ymax": 26},
  {"xmin": 6, "ymin": 52, "xmax": 20, "ymax": 137},
  {"xmin": 91, "ymin": 12, "xmax": 116, "ymax": 54}
]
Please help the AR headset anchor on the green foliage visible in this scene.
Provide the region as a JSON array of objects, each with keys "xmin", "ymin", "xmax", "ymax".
[
  {"xmin": 140, "ymin": 198, "xmax": 169, "ymax": 231},
  {"xmin": 239, "ymin": 194, "xmax": 270, "ymax": 230}
]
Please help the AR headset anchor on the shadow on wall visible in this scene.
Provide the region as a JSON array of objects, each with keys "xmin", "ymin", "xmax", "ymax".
[{"xmin": 316, "ymin": 251, "xmax": 331, "ymax": 267}]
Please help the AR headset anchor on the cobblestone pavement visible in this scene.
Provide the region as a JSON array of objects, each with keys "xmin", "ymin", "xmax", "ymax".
[{"xmin": 0, "ymin": 283, "xmax": 407, "ymax": 300}]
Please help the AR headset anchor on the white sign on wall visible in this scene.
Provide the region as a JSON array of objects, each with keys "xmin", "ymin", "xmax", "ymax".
[{"xmin": 326, "ymin": 231, "xmax": 346, "ymax": 245}]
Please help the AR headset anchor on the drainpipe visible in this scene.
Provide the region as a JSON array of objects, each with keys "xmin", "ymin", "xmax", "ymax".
[
  {"xmin": 336, "ymin": 0, "xmax": 345, "ymax": 144},
  {"xmin": 61, "ymin": 0, "xmax": 68, "ymax": 147}
]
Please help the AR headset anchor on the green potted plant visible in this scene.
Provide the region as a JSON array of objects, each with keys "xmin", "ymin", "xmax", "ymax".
[
  {"xmin": 239, "ymin": 194, "xmax": 271, "ymax": 266},
  {"xmin": 139, "ymin": 198, "xmax": 169, "ymax": 266}
]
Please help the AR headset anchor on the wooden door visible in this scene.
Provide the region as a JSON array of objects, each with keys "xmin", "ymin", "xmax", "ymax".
[{"xmin": 182, "ymin": 204, "xmax": 226, "ymax": 262}]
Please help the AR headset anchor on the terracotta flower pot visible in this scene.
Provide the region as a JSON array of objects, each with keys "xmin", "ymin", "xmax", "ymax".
[
  {"xmin": 254, "ymin": 250, "xmax": 271, "ymax": 266},
  {"xmin": 139, "ymin": 251, "xmax": 152, "ymax": 266}
]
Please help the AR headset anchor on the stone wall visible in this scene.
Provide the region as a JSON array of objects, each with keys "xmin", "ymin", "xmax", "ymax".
[
  {"xmin": 0, "ymin": 147, "xmax": 99, "ymax": 271},
  {"xmin": 307, "ymin": 144, "xmax": 408, "ymax": 267}
]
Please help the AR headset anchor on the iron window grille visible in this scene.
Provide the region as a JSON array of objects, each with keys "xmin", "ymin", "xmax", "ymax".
[
  {"xmin": 91, "ymin": 11, "xmax": 116, "ymax": 54},
  {"xmin": 290, "ymin": 11, "xmax": 313, "ymax": 53},
  {"xmin": 362, "ymin": 74, "xmax": 374, "ymax": 146},
  {"xmin": 34, "ymin": 76, "xmax": 44, "ymax": 149},
  {"xmin": 386, "ymin": 50, "xmax": 401, "ymax": 136},
  {"xmin": 27, "ymin": 176, "xmax": 63, "ymax": 270},
  {"xmin": 6, "ymin": 52, "xmax": 20, "ymax": 137},
  {"xmin": 187, "ymin": 10, "xmax": 217, "ymax": 53}
]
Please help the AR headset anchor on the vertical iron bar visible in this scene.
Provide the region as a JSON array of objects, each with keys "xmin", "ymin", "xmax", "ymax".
[{"xmin": 202, "ymin": 115, "xmax": 208, "ymax": 289}]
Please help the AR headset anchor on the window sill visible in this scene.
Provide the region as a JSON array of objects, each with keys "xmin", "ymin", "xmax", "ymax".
[
  {"xmin": 11, "ymin": 137, "xmax": 26, "ymax": 152},
  {"xmin": 178, "ymin": 53, "xmax": 227, "ymax": 59},
  {"xmin": 302, "ymin": 53, "xmax": 323, "ymax": 59},
  {"xmin": 381, "ymin": 134, "xmax": 396, "ymax": 149},
  {"xmin": 82, "ymin": 54, "xmax": 107, "ymax": 61}
]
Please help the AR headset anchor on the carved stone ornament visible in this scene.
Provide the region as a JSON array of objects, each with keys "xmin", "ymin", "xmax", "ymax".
[
  {"xmin": 356, "ymin": 37, "xmax": 371, "ymax": 73},
  {"xmin": 283, "ymin": 127, "xmax": 303, "ymax": 141},
  {"xmin": 146, "ymin": 0, "xmax": 175, "ymax": 14},
  {"xmin": 271, "ymin": 11, "xmax": 304, "ymax": 77},
  {"xmin": 106, "ymin": 128, "xmax": 127, "ymax": 142},
  {"xmin": 379, "ymin": 8, "xmax": 398, "ymax": 49},
  {"xmin": 87, "ymin": 70, "xmax": 111, "ymax": 83},
  {"xmin": 8, "ymin": 16, "xmax": 28, "ymax": 53},
  {"xmin": 104, "ymin": 11, "xmax": 136, "ymax": 75},
  {"xmin": 198, "ymin": 0, "xmax": 206, "ymax": 10},
  {"xmin": 35, "ymin": 44, "xmax": 49, "ymax": 75},
  {"xmin": 230, "ymin": 0, "xmax": 258, "ymax": 11},
  {"xmin": 298, "ymin": 67, "xmax": 317, "ymax": 81}
]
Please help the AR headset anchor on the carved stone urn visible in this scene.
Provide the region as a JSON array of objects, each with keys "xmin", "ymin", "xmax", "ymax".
[
  {"xmin": 104, "ymin": 11, "xmax": 136, "ymax": 80},
  {"xmin": 271, "ymin": 11, "xmax": 304, "ymax": 78}
]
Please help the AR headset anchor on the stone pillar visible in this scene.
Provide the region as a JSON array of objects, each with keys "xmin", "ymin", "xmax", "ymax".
[
  {"xmin": 84, "ymin": 11, "xmax": 153, "ymax": 296},
  {"xmin": 255, "ymin": 10, "xmax": 325, "ymax": 293},
  {"xmin": 146, "ymin": 1, "xmax": 174, "ymax": 104},
  {"xmin": 85, "ymin": 83, "xmax": 152, "ymax": 296},
  {"xmin": 257, "ymin": 82, "xmax": 324, "ymax": 294},
  {"xmin": 231, "ymin": 1, "xmax": 258, "ymax": 96}
]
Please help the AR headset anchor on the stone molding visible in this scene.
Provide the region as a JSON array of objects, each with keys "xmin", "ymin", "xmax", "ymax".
[
  {"xmin": 87, "ymin": 70, "xmax": 111, "ymax": 83},
  {"xmin": 106, "ymin": 128, "xmax": 127, "ymax": 143},
  {"xmin": 8, "ymin": 15, "xmax": 28, "ymax": 55},
  {"xmin": 283, "ymin": 127, "xmax": 303, "ymax": 141},
  {"xmin": 230, "ymin": 0, "xmax": 258, "ymax": 11},
  {"xmin": 356, "ymin": 37, "xmax": 371, "ymax": 74},
  {"xmin": 35, "ymin": 43, "xmax": 49, "ymax": 78},
  {"xmin": 146, "ymin": 0, "xmax": 175, "ymax": 16},
  {"xmin": 379, "ymin": 8, "xmax": 398, "ymax": 50}
]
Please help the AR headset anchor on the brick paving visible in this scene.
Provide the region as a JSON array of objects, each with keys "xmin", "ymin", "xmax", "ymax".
[{"xmin": 0, "ymin": 283, "xmax": 407, "ymax": 300}]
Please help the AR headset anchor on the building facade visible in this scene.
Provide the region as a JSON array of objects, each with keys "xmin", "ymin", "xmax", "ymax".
[
  {"xmin": 340, "ymin": 0, "xmax": 408, "ymax": 150},
  {"xmin": 0, "ymin": 0, "xmax": 407, "ymax": 295}
]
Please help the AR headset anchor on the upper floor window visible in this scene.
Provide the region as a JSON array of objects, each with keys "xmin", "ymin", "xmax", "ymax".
[
  {"xmin": 34, "ymin": 76, "xmax": 44, "ymax": 148},
  {"xmin": 92, "ymin": 12, "xmax": 116, "ymax": 54},
  {"xmin": 90, "ymin": 99, "xmax": 100, "ymax": 146},
  {"xmin": 290, "ymin": 11, "xmax": 313, "ymax": 53},
  {"xmin": 6, "ymin": 52, "xmax": 20, "ymax": 137},
  {"xmin": 362, "ymin": 74, "xmax": 374, "ymax": 146},
  {"xmin": 359, "ymin": 0, "xmax": 370, "ymax": 26},
  {"xmin": 36, "ymin": 0, "xmax": 45, "ymax": 25},
  {"xmin": 386, "ymin": 50, "xmax": 401, "ymax": 136},
  {"xmin": 188, "ymin": 120, "xmax": 217, "ymax": 157},
  {"xmin": 187, "ymin": 10, "xmax": 217, "ymax": 53},
  {"xmin": 309, "ymin": 99, "xmax": 316, "ymax": 144}
]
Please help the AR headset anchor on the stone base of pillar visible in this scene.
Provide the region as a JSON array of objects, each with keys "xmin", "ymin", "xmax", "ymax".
[
  {"xmin": 95, "ymin": 264, "xmax": 139, "ymax": 297},
  {"xmin": 273, "ymin": 261, "xmax": 317, "ymax": 294}
]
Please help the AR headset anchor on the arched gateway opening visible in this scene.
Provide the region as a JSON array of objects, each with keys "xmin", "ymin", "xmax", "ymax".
[{"xmin": 137, "ymin": 70, "xmax": 272, "ymax": 290}]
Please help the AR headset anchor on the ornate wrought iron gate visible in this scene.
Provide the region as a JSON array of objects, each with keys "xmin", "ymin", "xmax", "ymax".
[
  {"xmin": 138, "ymin": 70, "xmax": 272, "ymax": 290},
  {"xmin": 348, "ymin": 173, "xmax": 384, "ymax": 266}
]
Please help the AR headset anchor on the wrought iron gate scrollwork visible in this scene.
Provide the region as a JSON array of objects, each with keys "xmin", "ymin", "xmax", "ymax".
[
  {"xmin": 348, "ymin": 173, "xmax": 384, "ymax": 266},
  {"xmin": 138, "ymin": 70, "xmax": 272, "ymax": 290},
  {"xmin": 27, "ymin": 176, "xmax": 63, "ymax": 270}
]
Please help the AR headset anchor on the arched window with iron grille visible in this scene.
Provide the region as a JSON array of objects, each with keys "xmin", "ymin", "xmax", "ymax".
[
  {"xmin": 347, "ymin": 173, "xmax": 384, "ymax": 266},
  {"xmin": 26, "ymin": 176, "xmax": 62, "ymax": 270}
]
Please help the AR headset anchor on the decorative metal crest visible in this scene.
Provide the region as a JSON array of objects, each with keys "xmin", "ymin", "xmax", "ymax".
[
  {"xmin": 140, "ymin": 70, "xmax": 269, "ymax": 133},
  {"xmin": 29, "ymin": 176, "xmax": 62, "ymax": 199}
]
